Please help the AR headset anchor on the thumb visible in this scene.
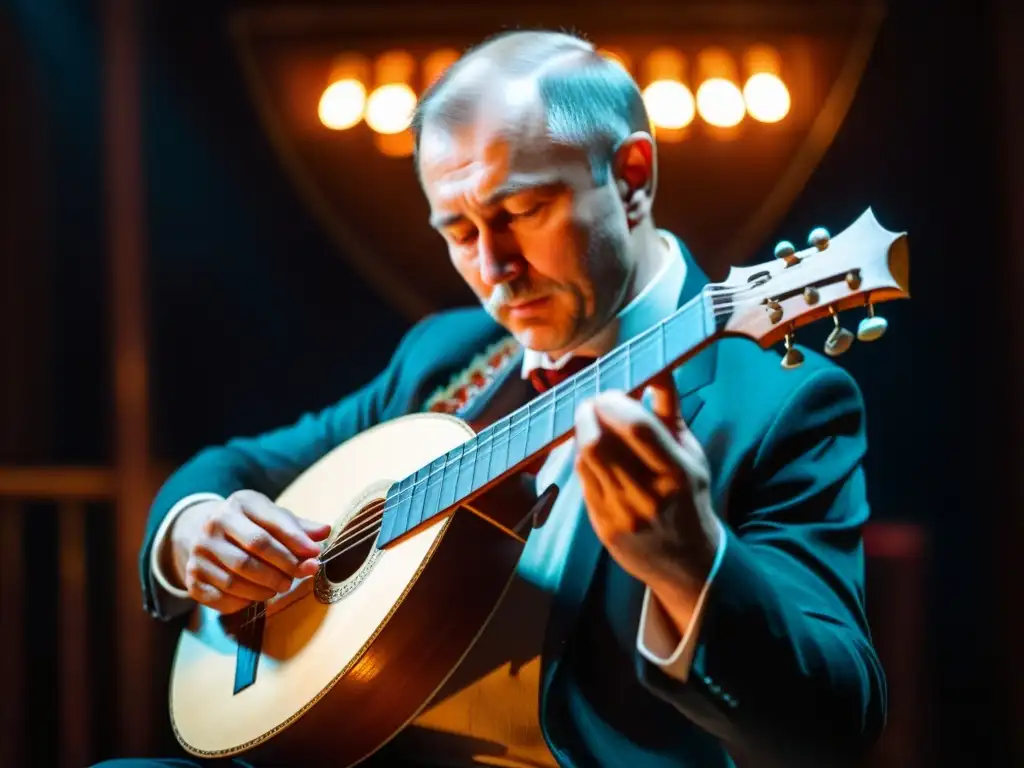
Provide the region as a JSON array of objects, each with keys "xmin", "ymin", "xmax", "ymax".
[
  {"xmin": 643, "ymin": 370, "xmax": 680, "ymax": 430},
  {"xmin": 299, "ymin": 517, "xmax": 332, "ymax": 541}
]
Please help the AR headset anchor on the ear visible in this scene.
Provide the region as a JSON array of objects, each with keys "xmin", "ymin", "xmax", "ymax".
[{"xmin": 612, "ymin": 132, "xmax": 657, "ymax": 230}]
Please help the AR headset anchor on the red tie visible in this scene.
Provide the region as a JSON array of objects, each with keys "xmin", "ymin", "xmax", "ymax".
[{"xmin": 528, "ymin": 356, "xmax": 596, "ymax": 394}]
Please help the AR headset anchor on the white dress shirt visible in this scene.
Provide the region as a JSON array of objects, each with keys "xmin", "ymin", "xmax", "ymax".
[{"xmin": 149, "ymin": 230, "xmax": 726, "ymax": 766}]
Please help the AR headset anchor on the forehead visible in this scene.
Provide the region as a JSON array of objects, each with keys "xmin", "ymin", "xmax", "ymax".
[{"xmin": 417, "ymin": 81, "xmax": 588, "ymax": 215}]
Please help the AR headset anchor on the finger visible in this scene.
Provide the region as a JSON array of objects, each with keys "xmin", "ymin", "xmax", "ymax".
[
  {"xmin": 576, "ymin": 454, "xmax": 632, "ymax": 538},
  {"xmin": 574, "ymin": 397, "xmax": 602, "ymax": 449},
  {"xmin": 197, "ymin": 538, "xmax": 294, "ymax": 594},
  {"xmin": 298, "ymin": 517, "xmax": 332, "ymax": 541},
  {"xmin": 577, "ymin": 398, "xmax": 635, "ymax": 496},
  {"xmin": 644, "ymin": 370, "xmax": 680, "ymax": 428},
  {"xmin": 229, "ymin": 491, "xmax": 322, "ymax": 559},
  {"xmin": 589, "ymin": 409, "xmax": 657, "ymax": 494},
  {"xmin": 187, "ymin": 553, "xmax": 280, "ymax": 602},
  {"xmin": 592, "ymin": 393, "xmax": 686, "ymax": 480},
  {"xmin": 186, "ymin": 579, "xmax": 253, "ymax": 615},
  {"xmin": 217, "ymin": 510, "xmax": 315, "ymax": 580}
]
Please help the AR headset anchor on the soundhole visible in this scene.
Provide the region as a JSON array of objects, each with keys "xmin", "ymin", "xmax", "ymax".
[
  {"xmin": 314, "ymin": 497, "xmax": 386, "ymax": 604},
  {"xmin": 325, "ymin": 498, "xmax": 382, "ymax": 582}
]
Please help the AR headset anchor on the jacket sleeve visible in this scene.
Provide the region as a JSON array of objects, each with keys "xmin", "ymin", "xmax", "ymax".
[
  {"xmin": 636, "ymin": 366, "xmax": 888, "ymax": 766},
  {"xmin": 138, "ymin": 314, "xmax": 437, "ymax": 620}
]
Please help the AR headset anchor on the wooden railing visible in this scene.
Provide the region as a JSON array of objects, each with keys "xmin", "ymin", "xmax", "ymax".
[
  {"xmin": 0, "ymin": 467, "xmax": 117, "ymax": 768},
  {"xmin": 0, "ymin": 465, "xmax": 172, "ymax": 768},
  {"xmin": 0, "ymin": 465, "xmax": 928, "ymax": 767}
]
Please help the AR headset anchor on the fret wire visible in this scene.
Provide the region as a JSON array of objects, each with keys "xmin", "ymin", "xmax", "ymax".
[
  {"xmin": 626, "ymin": 341, "xmax": 631, "ymax": 392},
  {"xmin": 449, "ymin": 444, "xmax": 462, "ymax": 509},
  {"xmin": 522, "ymin": 403, "xmax": 532, "ymax": 477},
  {"xmin": 382, "ymin": 294, "xmax": 717, "ymax": 540}
]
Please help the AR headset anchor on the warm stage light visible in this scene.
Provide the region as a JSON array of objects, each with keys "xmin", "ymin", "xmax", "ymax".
[
  {"xmin": 318, "ymin": 79, "xmax": 366, "ymax": 130},
  {"xmin": 696, "ymin": 78, "xmax": 746, "ymax": 128},
  {"xmin": 743, "ymin": 72, "xmax": 791, "ymax": 123},
  {"xmin": 423, "ymin": 48, "xmax": 460, "ymax": 88},
  {"xmin": 642, "ymin": 80, "xmax": 695, "ymax": 129},
  {"xmin": 365, "ymin": 83, "xmax": 417, "ymax": 135}
]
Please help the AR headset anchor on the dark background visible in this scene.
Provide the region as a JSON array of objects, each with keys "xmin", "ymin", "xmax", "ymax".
[{"xmin": 1, "ymin": 0, "xmax": 1020, "ymax": 765}]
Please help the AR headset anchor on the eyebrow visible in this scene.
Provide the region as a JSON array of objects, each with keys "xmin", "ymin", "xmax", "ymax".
[{"xmin": 429, "ymin": 179, "xmax": 561, "ymax": 229}]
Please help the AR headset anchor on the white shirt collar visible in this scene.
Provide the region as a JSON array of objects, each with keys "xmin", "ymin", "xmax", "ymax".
[{"xmin": 521, "ymin": 231, "xmax": 687, "ymax": 377}]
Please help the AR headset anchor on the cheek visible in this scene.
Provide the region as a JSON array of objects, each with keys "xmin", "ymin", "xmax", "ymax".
[{"xmin": 450, "ymin": 250, "xmax": 487, "ymax": 295}]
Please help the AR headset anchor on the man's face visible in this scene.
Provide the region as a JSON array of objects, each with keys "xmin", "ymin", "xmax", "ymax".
[{"xmin": 418, "ymin": 86, "xmax": 634, "ymax": 359}]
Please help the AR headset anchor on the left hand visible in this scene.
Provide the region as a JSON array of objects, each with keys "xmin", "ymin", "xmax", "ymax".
[{"xmin": 574, "ymin": 371, "xmax": 722, "ymax": 595}]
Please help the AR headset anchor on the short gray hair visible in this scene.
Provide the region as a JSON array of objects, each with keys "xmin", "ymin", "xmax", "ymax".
[{"xmin": 411, "ymin": 30, "xmax": 651, "ymax": 184}]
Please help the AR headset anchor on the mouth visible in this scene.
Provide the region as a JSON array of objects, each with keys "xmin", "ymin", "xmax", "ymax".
[{"xmin": 506, "ymin": 296, "xmax": 551, "ymax": 317}]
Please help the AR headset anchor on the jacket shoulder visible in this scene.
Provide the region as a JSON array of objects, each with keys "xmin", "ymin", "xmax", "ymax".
[{"xmin": 708, "ymin": 337, "xmax": 865, "ymax": 427}]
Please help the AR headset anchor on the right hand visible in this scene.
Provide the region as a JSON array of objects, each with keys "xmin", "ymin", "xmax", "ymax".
[{"xmin": 166, "ymin": 490, "xmax": 332, "ymax": 614}]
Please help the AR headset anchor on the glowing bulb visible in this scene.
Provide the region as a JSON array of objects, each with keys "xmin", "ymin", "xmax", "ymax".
[
  {"xmin": 365, "ymin": 83, "xmax": 417, "ymax": 135},
  {"xmin": 696, "ymin": 78, "xmax": 745, "ymax": 128},
  {"xmin": 642, "ymin": 80, "xmax": 695, "ymax": 130},
  {"xmin": 743, "ymin": 73, "xmax": 791, "ymax": 123},
  {"xmin": 318, "ymin": 79, "xmax": 366, "ymax": 130}
]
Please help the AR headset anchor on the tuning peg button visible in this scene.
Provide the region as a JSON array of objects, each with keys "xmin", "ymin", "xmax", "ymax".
[
  {"xmin": 857, "ymin": 305, "xmax": 888, "ymax": 341},
  {"xmin": 781, "ymin": 333, "xmax": 804, "ymax": 369},
  {"xmin": 808, "ymin": 227, "xmax": 830, "ymax": 250},
  {"xmin": 825, "ymin": 309, "xmax": 854, "ymax": 356},
  {"xmin": 774, "ymin": 240, "xmax": 796, "ymax": 259}
]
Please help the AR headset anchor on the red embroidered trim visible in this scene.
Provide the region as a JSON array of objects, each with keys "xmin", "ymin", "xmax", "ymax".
[{"xmin": 423, "ymin": 336, "xmax": 521, "ymax": 415}]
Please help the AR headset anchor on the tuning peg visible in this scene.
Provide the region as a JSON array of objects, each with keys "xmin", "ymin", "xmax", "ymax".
[
  {"xmin": 808, "ymin": 227, "xmax": 830, "ymax": 250},
  {"xmin": 857, "ymin": 303, "xmax": 888, "ymax": 341},
  {"xmin": 765, "ymin": 299, "xmax": 783, "ymax": 324},
  {"xmin": 774, "ymin": 240, "xmax": 796, "ymax": 259},
  {"xmin": 824, "ymin": 307, "xmax": 855, "ymax": 357},
  {"xmin": 781, "ymin": 333, "xmax": 804, "ymax": 369}
]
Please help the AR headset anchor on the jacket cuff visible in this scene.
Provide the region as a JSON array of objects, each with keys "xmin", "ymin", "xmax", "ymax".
[{"xmin": 636, "ymin": 517, "xmax": 727, "ymax": 682}]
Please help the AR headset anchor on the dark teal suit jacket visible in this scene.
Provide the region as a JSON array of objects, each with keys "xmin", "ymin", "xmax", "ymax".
[{"xmin": 140, "ymin": 243, "xmax": 886, "ymax": 767}]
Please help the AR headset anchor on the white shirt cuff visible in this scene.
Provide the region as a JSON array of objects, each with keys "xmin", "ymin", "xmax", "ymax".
[
  {"xmin": 636, "ymin": 517, "xmax": 727, "ymax": 683},
  {"xmin": 150, "ymin": 492, "xmax": 225, "ymax": 599}
]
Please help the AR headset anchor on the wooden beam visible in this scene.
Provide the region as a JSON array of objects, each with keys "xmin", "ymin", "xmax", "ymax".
[
  {"xmin": 59, "ymin": 501, "xmax": 90, "ymax": 768},
  {"xmin": 102, "ymin": 0, "xmax": 153, "ymax": 755},
  {"xmin": 0, "ymin": 501, "xmax": 24, "ymax": 768},
  {"xmin": 0, "ymin": 467, "xmax": 115, "ymax": 499}
]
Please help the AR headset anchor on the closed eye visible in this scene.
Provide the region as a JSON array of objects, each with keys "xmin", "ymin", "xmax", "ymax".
[{"xmin": 510, "ymin": 201, "xmax": 546, "ymax": 220}]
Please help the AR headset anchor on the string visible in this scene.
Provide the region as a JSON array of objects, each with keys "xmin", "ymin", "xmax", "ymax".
[
  {"xmin": 238, "ymin": 281, "xmax": 773, "ymax": 627},
  {"xmin": 372, "ymin": 282, "xmax": 765, "ymax": 517},
  {"xmin": 313, "ymin": 281, "xmax": 770, "ymax": 564}
]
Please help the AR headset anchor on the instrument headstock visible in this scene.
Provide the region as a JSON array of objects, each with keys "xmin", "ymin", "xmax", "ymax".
[{"xmin": 717, "ymin": 207, "xmax": 909, "ymax": 368}]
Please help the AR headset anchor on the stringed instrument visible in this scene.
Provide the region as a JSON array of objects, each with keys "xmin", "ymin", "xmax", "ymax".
[{"xmin": 168, "ymin": 207, "xmax": 909, "ymax": 765}]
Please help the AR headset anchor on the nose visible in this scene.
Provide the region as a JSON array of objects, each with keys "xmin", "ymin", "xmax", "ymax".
[{"xmin": 478, "ymin": 229, "xmax": 523, "ymax": 287}]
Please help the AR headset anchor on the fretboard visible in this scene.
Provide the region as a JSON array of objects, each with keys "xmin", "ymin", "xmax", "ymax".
[{"xmin": 377, "ymin": 290, "xmax": 716, "ymax": 548}]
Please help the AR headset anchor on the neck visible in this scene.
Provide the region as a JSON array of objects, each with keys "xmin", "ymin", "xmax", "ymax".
[
  {"xmin": 626, "ymin": 223, "xmax": 669, "ymax": 306},
  {"xmin": 377, "ymin": 280, "xmax": 716, "ymax": 549}
]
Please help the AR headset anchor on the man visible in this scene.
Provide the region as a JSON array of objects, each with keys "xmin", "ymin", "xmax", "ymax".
[{"xmin": 98, "ymin": 29, "xmax": 886, "ymax": 768}]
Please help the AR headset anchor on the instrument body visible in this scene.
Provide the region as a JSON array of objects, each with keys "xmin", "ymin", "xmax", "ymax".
[{"xmin": 170, "ymin": 413, "xmax": 529, "ymax": 765}]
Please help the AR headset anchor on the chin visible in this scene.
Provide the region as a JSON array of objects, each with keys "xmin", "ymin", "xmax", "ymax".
[{"xmin": 511, "ymin": 324, "xmax": 570, "ymax": 355}]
